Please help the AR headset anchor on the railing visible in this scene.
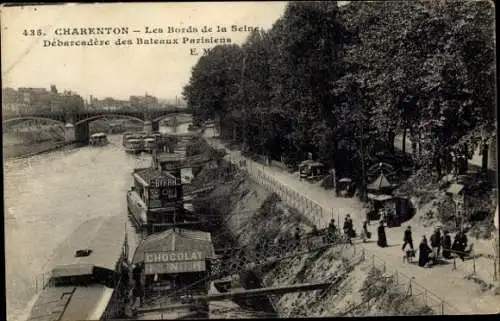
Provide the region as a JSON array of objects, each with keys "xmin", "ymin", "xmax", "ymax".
[
  {"xmin": 222, "ymin": 145, "xmax": 463, "ymax": 315},
  {"xmin": 362, "ymin": 250, "xmax": 461, "ymax": 315},
  {"xmin": 447, "ymin": 248, "xmax": 498, "ymax": 288},
  {"xmin": 210, "ymin": 229, "xmax": 351, "ymax": 280},
  {"xmin": 32, "ymin": 270, "xmax": 53, "ymax": 293}
]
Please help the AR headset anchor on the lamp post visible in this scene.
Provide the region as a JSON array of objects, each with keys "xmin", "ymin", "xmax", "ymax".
[{"xmin": 360, "ymin": 118, "xmax": 367, "ymax": 202}]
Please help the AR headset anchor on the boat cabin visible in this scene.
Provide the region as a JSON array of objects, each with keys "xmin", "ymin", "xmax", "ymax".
[
  {"xmin": 143, "ymin": 137, "xmax": 157, "ymax": 153},
  {"xmin": 130, "ymin": 228, "xmax": 215, "ymax": 319},
  {"xmin": 152, "ymin": 152, "xmax": 185, "ymax": 178},
  {"xmin": 27, "ymin": 215, "xmax": 130, "ymax": 321},
  {"xmin": 127, "ymin": 168, "xmax": 184, "ymax": 234},
  {"xmin": 124, "ymin": 138, "xmax": 143, "ymax": 154},
  {"xmin": 89, "ymin": 133, "xmax": 109, "ymax": 146}
]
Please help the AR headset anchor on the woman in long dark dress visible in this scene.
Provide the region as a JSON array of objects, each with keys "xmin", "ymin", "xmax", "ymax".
[
  {"xmin": 377, "ymin": 221, "xmax": 387, "ymax": 247},
  {"xmin": 418, "ymin": 236, "xmax": 432, "ymax": 267},
  {"xmin": 442, "ymin": 230, "xmax": 452, "ymax": 259}
]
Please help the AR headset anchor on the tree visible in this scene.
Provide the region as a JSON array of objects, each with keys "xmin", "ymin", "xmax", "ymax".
[{"xmin": 182, "ymin": 44, "xmax": 244, "ymax": 130}]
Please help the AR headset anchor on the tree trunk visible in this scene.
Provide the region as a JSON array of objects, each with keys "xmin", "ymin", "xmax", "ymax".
[
  {"xmin": 481, "ymin": 141, "xmax": 489, "ymax": 173},
  {"xmin": 388, "ymin": 130, "xmax": 395, "ymax": 154},
  {"xmin": 435, "ymin": 154, "xmax": 442, "ymax": 177},
  {"xmin": 402, "ymin": 126, "xmax": 407, "ymax": 155}
]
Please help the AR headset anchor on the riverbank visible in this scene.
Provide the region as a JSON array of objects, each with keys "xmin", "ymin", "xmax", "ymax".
[
  {"xmin": 203, "ymin": 135, "xmax": 500, "ymax": 314},
  {"xmin": 191, "ymin": 156, "xmax": 435, "ymax": 316},
  {"xmin": 2, "ymin": 140, "xmax": 81, "ymax": 159}
]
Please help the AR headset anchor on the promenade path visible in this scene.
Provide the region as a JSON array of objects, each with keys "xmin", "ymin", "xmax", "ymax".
[{"xmin": 205, "ymin": 136, "xmax": 500, "ymax": 315}]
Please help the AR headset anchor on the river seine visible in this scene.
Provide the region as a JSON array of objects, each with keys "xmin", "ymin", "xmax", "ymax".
[
  {"xmin": 4, "ymin": 133, "xmax": 152, "ymax": 321},
  {"xmin": 4, "ymin": 122, "xmax": 251, "ymax": 321}
]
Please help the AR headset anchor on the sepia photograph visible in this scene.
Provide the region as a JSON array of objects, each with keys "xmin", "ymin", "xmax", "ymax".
[{"xmin": 1, "ymin": 1, "xmax": 498, "ymax": 320}]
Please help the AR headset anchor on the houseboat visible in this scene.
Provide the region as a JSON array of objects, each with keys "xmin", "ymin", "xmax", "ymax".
[
  {"xmin": 124, "ymin": 136, "xmax": 143, "ymax": 154},
  {"xmin": 89, "ymin": 133, "xmax": 109, "ymax": 146},
  {"xmin": 122, "ymin": 132, "xmax": 134, "ymax": 146},
  {"xmin": 26, "ymin": 215, "xmax": 130, "ymax": 321},
  {"xmin": 128, "ymin": 228, "xmax": 215, "ymax": 319},
  {"xmin": 127, "ymin": 167, "xmax": 196, "ymax": 235},
  {"xmin": 143, "ymin": 136, "xmax": 157, "ymax": 153}
]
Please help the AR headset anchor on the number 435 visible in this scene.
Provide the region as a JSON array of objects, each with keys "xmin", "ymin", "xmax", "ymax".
[{"xmin": 23, "ymin": 29, "xmax": 44, "ymax": 36}]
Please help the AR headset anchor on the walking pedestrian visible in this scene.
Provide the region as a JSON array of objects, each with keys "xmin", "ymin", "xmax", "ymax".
[
  {"xmin": 452, "ymin": 229, "xmax": 468, "ymax": 261},
  {"xmin": 361, "ymin": 220, "xmax": 370, "ymax": 242},
  {"xmin": 442, "ymin": 230, "xmax": 452, "ymax": 259},
  {"xmin": 402, "ymin": 226, "xmax": 414, "ymax": 251},
  {"xmin": 418, "ymin": 236, "xmax": 432, "ymax": 267},
  {"xmin": 343, "ymin": 215, "xmax": 354, "ymax": 245},
  {"xmin": 327, "ymin": 219, "xmax": 337, "ymax": 243},
  {"xmin": 120, "ymin": 260, "xmax": 130, "ymax": 297},
  {"xmin": 377, "ymin": 221, "xmax": 388, "ymax": 248},
  {"xmin": 430, "ymin": 227, "xmax": 442, "ymax": 259}
]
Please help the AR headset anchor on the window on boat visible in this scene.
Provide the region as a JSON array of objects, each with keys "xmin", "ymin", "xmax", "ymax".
[
  {"xmin": 93, "ymin": 267, "xmax": 119, "ymax": 288},
  {"xmin": 161, "ymin": 187, "xmax": 177, "ymax": 199},
  {"xmin": 52, "ymin": 268, "xmax": 118, "ymax": 288},
  {"xmin": 53, "ymin": 274, "xmax": 93, "ymax": 287}
]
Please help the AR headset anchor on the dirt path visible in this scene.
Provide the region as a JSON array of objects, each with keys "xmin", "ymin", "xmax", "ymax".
[{"xmin": 206, "ymin": 137, "xmax": 500, "ymax": 315}]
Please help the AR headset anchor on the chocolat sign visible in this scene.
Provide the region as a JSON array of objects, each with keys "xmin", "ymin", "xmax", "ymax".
[
  {"xmin": 145, "ymin": 251, "xmax": 203, "ymax": 263},
  {"xmin": 144, "ymin": 251, "xmax": 207, "ymax": 274}
]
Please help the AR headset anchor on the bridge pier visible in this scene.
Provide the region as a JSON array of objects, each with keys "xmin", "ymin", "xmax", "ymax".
[
  {"xmin": 75, "ymin": 122, "xmax": 90, "ymax": 144},
  {"xmin": 151, "ymin": 121, "xmax": 159, "ymax": 132},
  {"xmin": 144, "ymin": 121, "xmax": 153, "ymax": 133},
  {"xmin": 64, "ymin": 123, "xmax": 76, "ymax": 142}
]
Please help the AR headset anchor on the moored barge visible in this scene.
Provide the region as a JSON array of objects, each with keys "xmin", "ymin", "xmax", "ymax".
[{"xmin": 26, "ymin": 215, "xmax": 131, "ymax": 321}]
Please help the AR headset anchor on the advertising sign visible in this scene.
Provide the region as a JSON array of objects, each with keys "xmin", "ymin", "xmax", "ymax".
[
  {"xmin": 145, "ymin": 251, "xmax": 206, "ymax": 274},
  {"xmin": 150, "ymin": 176, "xmax": 177, "ymax": 187},
  {"xmin": 145, "ymin": 260, "xmax": 206, "ymax": 274},
  {"xmin": 145, "ymin": 251, "xmax": 203, "ymax": 263}
]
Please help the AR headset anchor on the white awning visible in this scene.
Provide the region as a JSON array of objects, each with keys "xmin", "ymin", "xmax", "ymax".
[
  {"xmin": 367, "ymin": 193, "xmax": 394, "ymax": 202},
  {"xmin": 446, "ymin": 183, "xmax": 464, "ymax": 195}
]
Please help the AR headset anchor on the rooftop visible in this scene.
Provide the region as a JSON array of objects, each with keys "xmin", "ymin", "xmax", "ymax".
[
  {"xmin": 134, "ymin": 168, "xmax": 179, "ymax": 186},
  {"xmin": 46, "ymin": 215, "xmax": 127, "ymax": 275},
  {"xmin": 132, "ymin": 228, "xmax": 215, "ymax": 264}
]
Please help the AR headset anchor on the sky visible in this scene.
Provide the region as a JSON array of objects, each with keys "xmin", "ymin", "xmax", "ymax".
[{"xmin": 1, "ymin": 2, "xmax": 291, "ymax": 101}]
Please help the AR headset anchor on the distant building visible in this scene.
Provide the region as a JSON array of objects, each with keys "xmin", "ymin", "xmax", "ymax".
[
  {"xmin": 130, "ymin": 94, "xmax": 159, "ymax": 110},
  {"xmin": 88, "ymin": 96, "xmax": 130, "ymax": 111},
  {"xmin": 1, "ymin": 85, "xmax": 84, "ymax": 115}
]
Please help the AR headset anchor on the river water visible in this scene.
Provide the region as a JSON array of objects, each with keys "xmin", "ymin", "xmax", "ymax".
[
  {"xmin": 3, "ymin": 122, "xmax": 229, "ymax": 321},
  {"xmin": 4, "ymin": 133, "xmax": 153, "ymax": 321}
]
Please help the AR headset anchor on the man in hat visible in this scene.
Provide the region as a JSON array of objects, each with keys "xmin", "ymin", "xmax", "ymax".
[
  {"xmin": 430, "ymin": 227, "xmax": 442, "ymax": 259},
  {"xmin": 402, "ymin": 226, "xmax": 414, "ymax": 251},
  {"xmin": 442, "ymin": 230, "xmax": 452, "ymax": 259},
  {"xmin": 343, "ymin": 214, "xmax": 354, "ymax": 245}
]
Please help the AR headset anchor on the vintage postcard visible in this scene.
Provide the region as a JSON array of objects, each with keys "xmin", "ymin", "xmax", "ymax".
[{"xmin": 2, "ymin": 1, "xmax": 498, "ymax": 320}]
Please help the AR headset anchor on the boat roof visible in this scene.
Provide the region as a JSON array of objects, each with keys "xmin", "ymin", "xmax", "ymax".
[
  {"xmin": 45, "ymin": 215, "xmax": 127, "ymax": 275},
  {"xmin": 156, "ymin": 153, "xmax": 185, "ymax": 162},
  {"xmin": 91, "ymin": 133, "xmax": 106, "ymax": 137},
  {"xmin": 127, "ymin": 138, "xmax": 141, "ymax": 142},
  {"xmin": 132, "ymin": 228, "xmax": 215, "ymax": 264},
  {"xmin": 27, "ymin": 285, "xmax": 113, "ymax": 321},
  {"xmin": 133, "ymin": 168, "xmax": 179, "ymax": 187}
]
